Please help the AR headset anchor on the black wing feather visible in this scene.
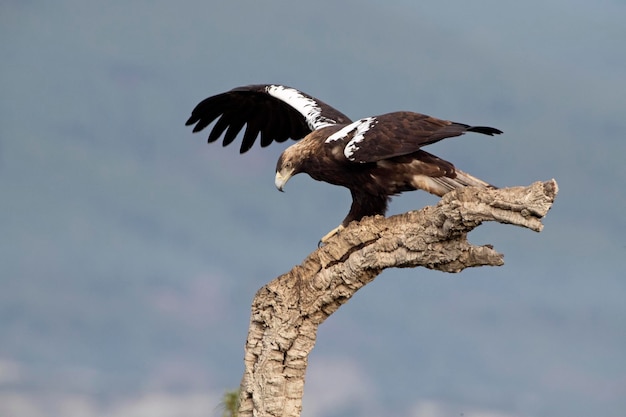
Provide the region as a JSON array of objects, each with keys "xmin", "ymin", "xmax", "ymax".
[
  {"xmin": 186, "ymin": 93, "xmax": 230, "ymax": 132},
  {"xmin": 207, "ymin": 115, "xmax": 232, "ymax": 144},
  {"xmin": 241, "ymin": 116, "xmax": 263, "ymax": 153},
  {"xmin": 185, "ymin": 84, "xmax": 351, "ymax": 153},
  {"xmin": 189, "ymin": 109, "xmax": 220, "ymax": 133},
  {"xmin": 223, "ymin": 116, "xmax": 248, "ymax": 147}
]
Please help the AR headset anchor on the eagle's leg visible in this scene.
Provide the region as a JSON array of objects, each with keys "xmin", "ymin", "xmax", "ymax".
[{"xmin": 318, "ymin": 224, "xmax": 345, "ymax": 247}]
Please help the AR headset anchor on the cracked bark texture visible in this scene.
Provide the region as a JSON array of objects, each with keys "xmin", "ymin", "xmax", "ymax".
[{"xmin": 238, "ymin": 179, "xmax": 558, "ymax": 417}]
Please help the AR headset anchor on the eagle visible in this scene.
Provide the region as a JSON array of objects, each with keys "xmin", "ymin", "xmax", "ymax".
[{"xmin": 185, "ymin": 84, "xmax": 502, "ymax": 244}]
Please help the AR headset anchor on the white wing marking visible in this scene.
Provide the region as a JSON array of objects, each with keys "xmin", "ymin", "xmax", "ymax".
[
  {"xmin": 265, "ymin": 85, "xmax": 336, "ymax": 130},
  {"xmin": 324, "ymin": 117, "xmax": 377, "ymax": 162}
]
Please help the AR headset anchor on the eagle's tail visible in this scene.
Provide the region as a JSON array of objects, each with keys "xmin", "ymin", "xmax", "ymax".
[
  {"xmin": 428, "ymin": 169, "xmax": 496, "ymax": 196},
  {"xmin": 466, "ymin": 126, "xmax": 503, "ymax": 136}
]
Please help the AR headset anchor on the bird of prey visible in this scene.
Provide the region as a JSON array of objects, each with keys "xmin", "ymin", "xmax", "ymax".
[{"xmin": 185, "ymin": 84, "xmax": 502, "ymax": 244}]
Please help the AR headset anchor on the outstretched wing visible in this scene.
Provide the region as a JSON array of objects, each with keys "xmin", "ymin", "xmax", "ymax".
[
  {"xmin": 185, "ymin": 84, "xmax": 352, "ymax": 153},
  {"xmin": 325, "ymin": 111, "xmax": 502, "ymax": 163}
]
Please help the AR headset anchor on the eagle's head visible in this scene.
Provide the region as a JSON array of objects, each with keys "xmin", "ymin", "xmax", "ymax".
[{"xmin": 275, "ymin": 146, "xmax": 304, "ymax": 192}]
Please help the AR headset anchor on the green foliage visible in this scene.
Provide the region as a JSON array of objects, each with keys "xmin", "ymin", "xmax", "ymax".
[{"xmin": 220, "ymin": 389, "xmax": 239, "ymax": 417}]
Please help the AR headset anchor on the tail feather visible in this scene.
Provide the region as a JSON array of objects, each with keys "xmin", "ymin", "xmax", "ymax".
[
  {"xmin": 429, "ymin": 169, "xmax": 496, "ymax": 194},
  {"xmin": 466, "ymin": 126, "xmax": 503, "ymax": 136}
]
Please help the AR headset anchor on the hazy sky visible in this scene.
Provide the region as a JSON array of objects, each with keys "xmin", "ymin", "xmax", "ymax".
[{"xmin": 1, "ymin": 1, "xmax": 625, "ymax": 417}]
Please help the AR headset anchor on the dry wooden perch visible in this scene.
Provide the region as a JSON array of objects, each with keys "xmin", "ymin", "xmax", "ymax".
[{"xmin": 237, "ymin": 179, "xmax": 558, "ymax": 417}]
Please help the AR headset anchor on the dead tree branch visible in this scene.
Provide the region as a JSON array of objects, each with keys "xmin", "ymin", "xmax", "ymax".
[{"xmin": 237, "ymin": 179, "xmax": 558, "ymax": 417}]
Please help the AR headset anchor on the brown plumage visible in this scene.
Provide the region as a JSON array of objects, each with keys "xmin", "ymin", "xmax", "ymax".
[{"xmin": 186, "ymin": 84, "xmax": 502, "ymax": 243}]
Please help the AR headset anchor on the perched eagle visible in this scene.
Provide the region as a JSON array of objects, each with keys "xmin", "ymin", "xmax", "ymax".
[{"xmin": 186, "ymin": 84, "xmax": 502, "ymax": 243}]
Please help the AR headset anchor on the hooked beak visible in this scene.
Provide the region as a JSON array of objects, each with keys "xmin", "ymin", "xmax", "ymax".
[{"xmin": 274, "ymin": 169, "xmax": 293, "ymax": 192}]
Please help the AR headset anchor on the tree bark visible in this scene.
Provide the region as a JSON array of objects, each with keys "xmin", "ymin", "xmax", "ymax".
[{"xmin": 237, "ymin": 179, "xmax": 558, "ymax": 417}]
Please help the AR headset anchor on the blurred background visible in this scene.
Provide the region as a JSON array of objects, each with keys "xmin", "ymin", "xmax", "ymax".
[{"xmin": 1, "ymin": 1, "xmax": 625, "ymax": 416}]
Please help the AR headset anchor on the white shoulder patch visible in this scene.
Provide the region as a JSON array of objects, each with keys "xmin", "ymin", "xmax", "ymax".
[
  {"xmin": 265, "ymin": 85, "xmax": 336, "ymax": 131},
  {"xmin": 324, "ymin": 117, "xmax": 378, "ymax": 161}
]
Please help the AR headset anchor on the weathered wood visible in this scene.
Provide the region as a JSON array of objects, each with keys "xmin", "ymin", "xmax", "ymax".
[{"xmin": 238, "ymin": 180, "xmax": 558, "ymax": 417}]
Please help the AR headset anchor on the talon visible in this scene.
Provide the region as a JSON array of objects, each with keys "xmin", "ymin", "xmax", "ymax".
[{"xmin": 319, "ymin": 225, "xmax": 345, "ymax": 246}]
